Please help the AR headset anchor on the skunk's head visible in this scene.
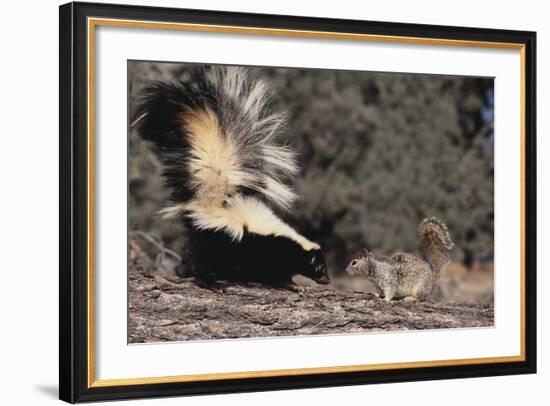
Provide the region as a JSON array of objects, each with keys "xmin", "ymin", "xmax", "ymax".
[{"xmin": 302, "ymin": 248, "xmax": 330, "ymax": 285}]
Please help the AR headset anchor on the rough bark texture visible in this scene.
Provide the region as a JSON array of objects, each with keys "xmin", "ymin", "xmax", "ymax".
[{"xmin": 128, "ymin": 266, "xmax": 494, "ymax": 344}]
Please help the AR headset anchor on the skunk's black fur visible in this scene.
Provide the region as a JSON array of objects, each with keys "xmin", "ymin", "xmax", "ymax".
[
  {"xmin": 134, "ymin": 66, "xmax": 329, "ymax": 287},
  {"xmin": 184, "ymin": 228, "xmax": 328, "ymax": 287}
]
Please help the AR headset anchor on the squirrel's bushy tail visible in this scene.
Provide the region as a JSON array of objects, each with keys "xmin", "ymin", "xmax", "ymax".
[
  {"xmin": 418, "ymin": 217, "xmax": 454, "ymax": 299},
  {"xmin": 133, "ymin": 66, "xmax": 299, "ymax": 218}
]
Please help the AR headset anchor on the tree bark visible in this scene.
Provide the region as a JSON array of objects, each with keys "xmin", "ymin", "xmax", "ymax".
[{"xmin": 128, "ymin": 266, "xmax": 494, "ymax": 344}]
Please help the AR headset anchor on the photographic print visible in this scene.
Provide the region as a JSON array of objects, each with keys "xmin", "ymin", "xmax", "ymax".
[
  {"xmin": 128, "ymin": 62, "xmax": 495, "ymax": 344},
  {"xmin": 60, "ymin": 3, "xmax": 535, "ymax": 401}
]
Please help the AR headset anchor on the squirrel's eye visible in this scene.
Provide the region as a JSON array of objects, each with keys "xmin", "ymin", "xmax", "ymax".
[{"xmin": 351, "ymin": 259, "xmax": 358, "ymax": 266}]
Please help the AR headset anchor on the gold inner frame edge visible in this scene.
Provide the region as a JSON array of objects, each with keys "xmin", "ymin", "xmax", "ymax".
[{"xmin": 87, "ymin": 17, "xmax": 527, "ymax": 388}]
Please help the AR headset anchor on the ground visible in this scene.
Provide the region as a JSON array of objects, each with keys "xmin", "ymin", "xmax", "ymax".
[{"xmin": 128, "ymin": 234, "xmax": 494, "ymax": 343}]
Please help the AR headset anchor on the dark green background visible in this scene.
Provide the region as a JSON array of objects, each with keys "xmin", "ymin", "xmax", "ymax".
[{"xmin": 128, "ymin": 61, "xmax": 494, "ymax": 274}]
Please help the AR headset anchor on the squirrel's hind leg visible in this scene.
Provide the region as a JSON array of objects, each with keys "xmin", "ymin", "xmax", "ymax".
[{"xmin": 411, "ymin": 281, "xmax": 432, "ymax": 301}]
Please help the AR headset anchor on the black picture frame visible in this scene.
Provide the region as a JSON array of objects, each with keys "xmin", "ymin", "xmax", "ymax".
[{"xmin": 59, "ymin": 1, "xmax": 537, "ymax": 403}]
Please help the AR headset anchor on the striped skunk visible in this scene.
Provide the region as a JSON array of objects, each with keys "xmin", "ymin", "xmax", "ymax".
[{"xmin": 133, "ymin": 66, "xmax": 329, "ymax": 288}]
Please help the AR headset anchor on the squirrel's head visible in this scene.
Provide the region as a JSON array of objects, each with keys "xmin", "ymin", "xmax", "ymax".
[
  {"xmin": 346, "ymin": 249, "xmax": 373, "ymax": 278},
  {"xmin": 302, "ymin": 248, "xmax": 330, "ymax": 285}
]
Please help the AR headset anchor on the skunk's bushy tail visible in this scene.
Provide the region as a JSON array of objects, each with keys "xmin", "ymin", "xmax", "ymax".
[{"xmin": 133, "ymin": 66, "xmax": 299, "ymax": 216}]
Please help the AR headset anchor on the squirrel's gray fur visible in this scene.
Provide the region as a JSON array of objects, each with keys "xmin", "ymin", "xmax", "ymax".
[{"xmin": 346, "ymin": 217, "xmax": 454, "ymax": 302}]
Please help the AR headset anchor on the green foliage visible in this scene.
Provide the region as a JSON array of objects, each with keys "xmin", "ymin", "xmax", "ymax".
[
  {"xmin": 128, "ymin": 62, "xmax": 494, "ymax": 270},
  {"xmin": 128, "ymin": 131, "xmax": 185, "ymax": 253}
]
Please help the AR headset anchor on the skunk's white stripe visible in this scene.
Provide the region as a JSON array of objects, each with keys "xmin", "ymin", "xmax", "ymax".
[
  {"xmin": 184, "ymin": 108, "xmax": 252, "ymax": 205},
  {"xmin": 183, "ymin": 107, "xmax": 299, "ymax": 211},
  {"xmin": 186, "ymin": 196, "xmax": 319, "ymax": 251}
]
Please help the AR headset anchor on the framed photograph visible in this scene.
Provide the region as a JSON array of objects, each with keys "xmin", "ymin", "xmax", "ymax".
[{"xmin": 59, "ymin": 1, "xmax": 536, "ymax": 403}]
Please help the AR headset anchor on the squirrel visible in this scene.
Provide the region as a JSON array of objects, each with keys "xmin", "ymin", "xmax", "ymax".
[{"xmin": 345, "ymin": 217, "xmax": 454, "ymax": 302}]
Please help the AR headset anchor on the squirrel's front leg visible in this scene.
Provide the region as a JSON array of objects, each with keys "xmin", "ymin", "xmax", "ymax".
[
  {"xmin": 383, "ymin": 287, "xmax": 396, "ymax": 302},
  {"xmin": 371, "ymin": 285, "xmax": 383, "ymax": 298}
]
